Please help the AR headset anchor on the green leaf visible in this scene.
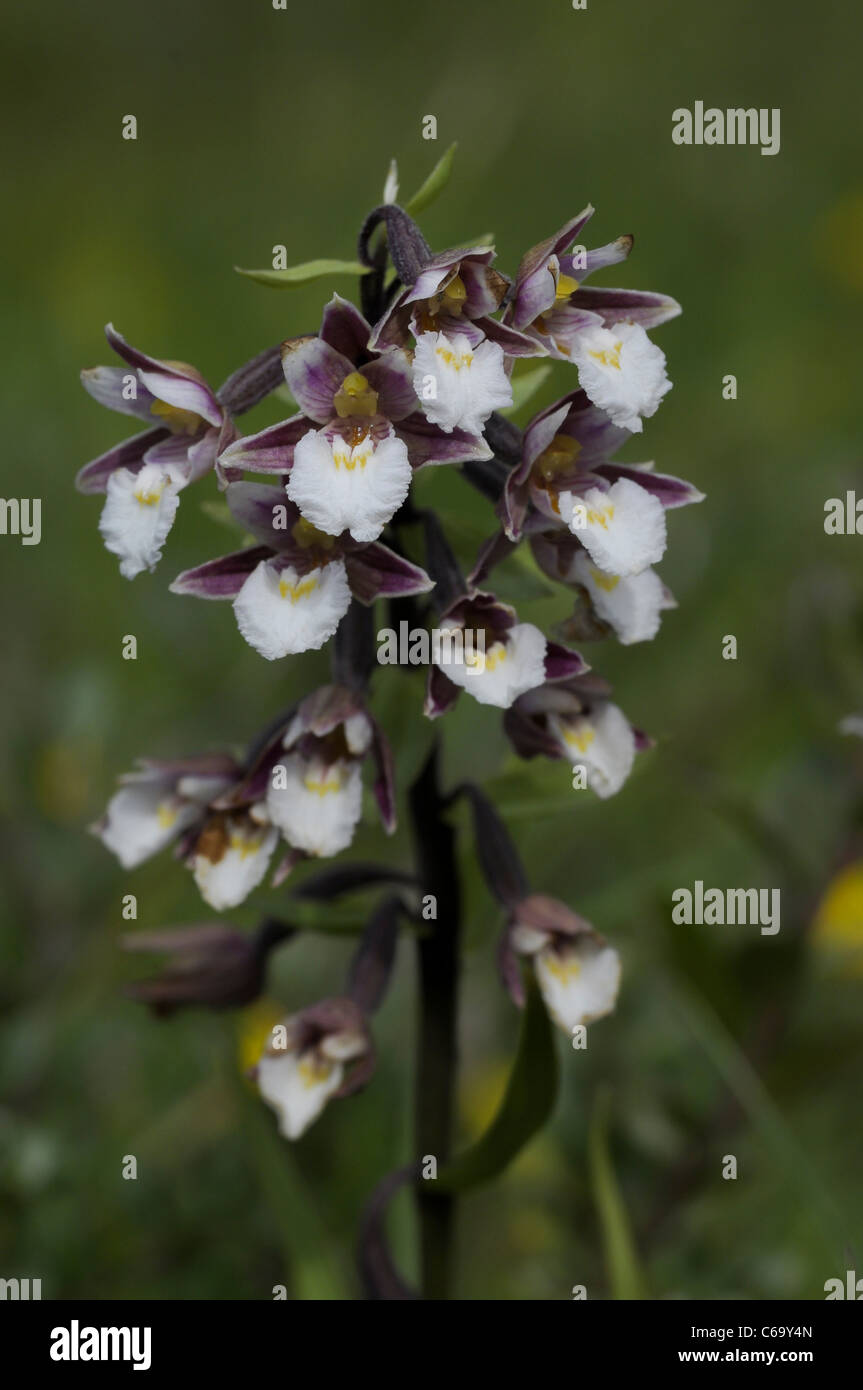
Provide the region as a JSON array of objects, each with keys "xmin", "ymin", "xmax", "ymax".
[
  {"xmin": 436, "ymin": 977, "xmax": 558, "ymax": 1193},
  {"xmin": 234, "ymin": 259, "xmax": 368, "ymax": 289},
  {"xmin": 405, "ymin": 143, "xmax": 458, "ymax": 216},
  {"xmin": 501, "ymin": 364, "xmax": 553, "ymax": 419},
  {"xmin": 588, "ymin": 1087, "xmax": 647, "ymax": 1300},
  {"xmin": 234, "ymin": 1072, "xmax": 350, "ymax": 1299}
]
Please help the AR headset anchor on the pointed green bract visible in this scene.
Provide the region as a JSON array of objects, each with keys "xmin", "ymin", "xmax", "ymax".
[
  {"xmin": 588, "ymin": 1088, "xmax": 647, "ymax": 1300},
  {"xmin": 405, "ymin": 143, "xmax": 458, "ymax": 217},
  {"xmin": 234, "ymin": 259, "xmax": 369, "ymax": 289},
  {"xmin": 435, "ymin": 977, "xmax": 558, "ymax": 1193}
]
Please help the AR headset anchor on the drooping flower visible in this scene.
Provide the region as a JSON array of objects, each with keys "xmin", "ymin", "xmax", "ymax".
[
  {"xmin": 121, "ymin": 918, "xmax": 294, "ymax": 1015},
  {"xmin": 503, "ymin": 893, "xmax": 621, "ymax": 1035},
  {"xmin": 507, "ymin": 206, "xmax": 680, "ymax": 362},
  {"xmin": 170, "ymin": 482, "xmax": 433, "ymax": 660},
  {"xmin": 504, "ymin": 674, "xmax": 648, "ymax": 799},
  {"xmin": 567, "ymin": 550, "xmax": 675, "ymax": 645},
  {"xmin": 94, "ymin": 745, "xmax": 288, "ymax": 911},
  {"xmin": 255, "ymin": 997, "xmax": 374, "ymax": 1140},
  {"xmin": 502, "ymin": 387, "xmax": 704, "ymax": 556},
  {"xmin": 426, "ymin": 590, "xmax": 588, "ymax": 716},
  {"xmin": 368, "ymin": 244, "xmax": 538, "ymax": 357},
  {"xmin": 189, "ymin": 813, "xmax": 279, "ymax": 911},
  {"xmin": 265, "ymin": 684, "xmax": 396, "ymax": 859},
  {"xmin": 77, "ymin": 325, "xmax": 235, "ymax": 577},
  {"xmin": 92, "ymin": 755, "xmax": 240, "ymax": 869},
  {"xmin": 569, "ymin": 320, "xmax": 671, "ymax": 432}
]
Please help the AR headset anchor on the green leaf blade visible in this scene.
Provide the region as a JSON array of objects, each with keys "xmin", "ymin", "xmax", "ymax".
[
  {"xmin": 405, "ymin": 143, "xmax": 458, "ymax": 217},
  {"xmin": 436, "ymin": 977, "xmax": 558, "ymax": 1193},
  {"xmin": 235, "ymin": 259, "xmax": 368, "ymax": 289}
]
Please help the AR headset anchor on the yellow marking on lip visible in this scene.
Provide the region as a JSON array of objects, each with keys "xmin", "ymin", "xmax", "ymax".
[
  {"xmin": 302, "ymin": 771, "xmax": 343, "ymax": 796},
  {"xmin": 589, "ymin": 567, "xmax": 620, "ymax": 592},
  {"xmin": 333, "ymin": 445, "xmax": 371, "ymax": 471},
  {"xmin": 585, "ymin": 504, "xmax": 615, "ymax": 529},
  {"xmin": 133, "ymin": 480, "xmax": 166, "ymax": 506},
  {"xmin": 436, "ymin": 344, "xmax": 473, "ymax": 371},
  {"xmin": 565, "ymin": 725, "xmax": 595, "ymax": 754},
  {"xmin": 156, "ymin": 800, "xmax": 178, "ymax": 829},
  {"xmin": 228, "ymin": 830, "xmax": 265, "ymax": 860},
  {"xmin": 544, "ymin": 952, "xmax": 582, "ymax": 984},
  {"xmin": 298, "ymin": 1054, "xmax": 334, "ymax": 1087},
  {"xmin": 278, "ymin": 574, "xmax": 319, "ymax": 602},
  {"xmin": 588, "ymin": 340, "xmax": 623, "ymax": 370}
]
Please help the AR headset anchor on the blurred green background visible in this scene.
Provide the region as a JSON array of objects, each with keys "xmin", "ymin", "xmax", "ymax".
[{"xmin": 2, "ymin": 0, "xmax": 863, "ymax": 1300}]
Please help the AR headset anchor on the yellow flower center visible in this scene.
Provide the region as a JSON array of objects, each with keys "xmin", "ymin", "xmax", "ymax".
[
  {"xmin": 333, "ymin": 371, "xmax": 379, "ymax": 419},
  {"xmin": 302, "ymin": 769, "xmax": 343, "ymax": 796},
  {"xmin": 534, "ymin": 433, "xmax": 582, "ymax": 481},
  {"xmin": 291, "ymin": 518, "xmax": 335, "ymax": 550},
  {"xmin": 554, "ymin": 271, "xmax": 579, "ymax": 301},
  {"xmin": 150, "ymin": 399, "xmax": 202, "ymax": 435}
]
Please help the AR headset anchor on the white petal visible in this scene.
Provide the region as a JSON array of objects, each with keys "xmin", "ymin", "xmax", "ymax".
[
  {"xmin": 551, "ymin": 701, "xmax": 636, "ymax": 799},
  {"xmin": 534, "ymin": 936, "xmax": 621, "ymax": 1035},
  {"xmin": 510, "ymin": 923, "xmax": 552, "ymax": 955},
  {"xmin": 257, "ymin": 1049, "xmax": 344, "ymax": 1140},
  {"xmin": 440, "ymin": 621, "xmax": 547, "ymax": 708},
  {"xmin": 344, "ymin": 711, "xmax": 373, "ymax": 755},
  {"xmin": 570, "ymin": 320, "xmax": 671, "ymax": 432},
  {"xmin": 563, "ymin": 478, "xmax": 666, "ymax": 576},
  {"xmin": 233, "ymin": 559, "xmax": 351, "ymax": 659},
  {"xmin": 99, "ymin": 463, "xmax": 184, "ymax": 579},
  {"xmin": 98, "ymin": 781, "xmax": 197, "ymax": 869},
  {"xmin": 191, "ymin": 820, "xmax": 278, "ymax": 910},
  {"xmin": 267, "ymin": 754, "xmax": 363, "ymax": 857},
  {"xmin": 572, "ymin": 552, "xmax": 669, "ymax": 644},
  {"xmin": 320, "ymin": 1029, "xmax": 368, "ymax": 1062},
  {"xmin": 287, "ymin": 428, "xmax": 412, "ymax": 543},
  {"xmin": 412, "ymin": 331, "xmax": 512, "ymax": 435}
]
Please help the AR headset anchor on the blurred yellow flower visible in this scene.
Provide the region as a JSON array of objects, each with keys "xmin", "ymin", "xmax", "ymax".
[
  {"xmin": 811, "ymin": 861, "xmax": 863, "ymax": 973},
  {"xmin": 816, "ymin": 193, "xmax": 863, "ymax": 293},
  {"xmin": 236, "ymin": 999, "xmax": 283, "ymax": 1076}
]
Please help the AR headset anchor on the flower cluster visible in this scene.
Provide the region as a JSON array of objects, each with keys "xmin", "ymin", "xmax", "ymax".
[{"xmin": 80, "ymin": 170, "xmax": 702, "ymax": 1141}]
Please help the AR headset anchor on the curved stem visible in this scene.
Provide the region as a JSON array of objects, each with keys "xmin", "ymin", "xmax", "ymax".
[{"xmin": 408, "ymin": 740, "xmax": 461, "ymax": 1299}]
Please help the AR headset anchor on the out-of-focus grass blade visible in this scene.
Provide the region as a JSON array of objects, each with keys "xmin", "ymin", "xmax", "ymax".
[
  {"xmin": 235, "ymin": 1073, "xmax": 350, "ymax": 1300},
  {"xmin": 667, "ymin": 977, "xmax": 844, "ymax": 1248},
  {"xmin": 235, "ymin": 259, "xmax": 368, "ymax": 289},
  {"xmin": 589, "ymin": 1087, "xmax": 647, "ymax": 1300},
  {"xmin": 405, "ymin": 143, "xmax": 457, "ymax": 216}
]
